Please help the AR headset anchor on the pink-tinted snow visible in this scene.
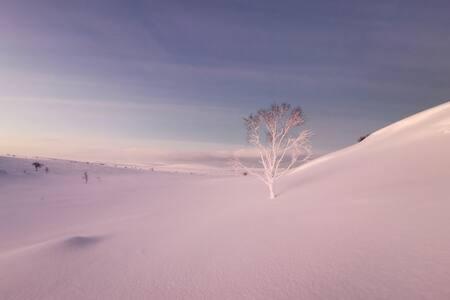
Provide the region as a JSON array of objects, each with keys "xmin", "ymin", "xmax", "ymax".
[{"xmin": 0, "ymin": 102, "xmax": 449, "ymax": 299}]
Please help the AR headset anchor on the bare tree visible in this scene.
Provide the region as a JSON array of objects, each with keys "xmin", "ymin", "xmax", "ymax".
[{"xmin": 234, "ymin": 103, "xmax": 312, "ymax": 199}]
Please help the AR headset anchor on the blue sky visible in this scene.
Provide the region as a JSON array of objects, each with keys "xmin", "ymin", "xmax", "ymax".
[{"xmin": 1, "ymin": 0, "xmax": 449, "ymax": 163}]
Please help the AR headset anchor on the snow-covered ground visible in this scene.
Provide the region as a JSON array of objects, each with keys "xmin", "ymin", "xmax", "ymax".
[{"xmin": 1, "ymin": 101, "xmax": 449, "ymax": 299}]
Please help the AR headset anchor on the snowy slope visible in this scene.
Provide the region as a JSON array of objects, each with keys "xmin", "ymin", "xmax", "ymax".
[{"xmin": 0, "ymin": 101, "xmax": 449, "ymax": 299}]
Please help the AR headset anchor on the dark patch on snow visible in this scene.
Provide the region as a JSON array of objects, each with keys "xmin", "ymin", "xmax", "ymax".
[{"xmin": 63, "ymin": 235, "xmax": 105, "ymax": 249}]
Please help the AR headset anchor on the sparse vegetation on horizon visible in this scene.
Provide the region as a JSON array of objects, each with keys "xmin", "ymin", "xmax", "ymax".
[{"xmin": 32, "ymin": 162, "xmax": 43, "ymax": 172}]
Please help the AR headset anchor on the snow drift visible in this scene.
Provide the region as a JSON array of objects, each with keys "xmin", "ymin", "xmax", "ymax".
[{"xmin": 0, "ymin": 101, "xmax": 449, "ymax": 299}]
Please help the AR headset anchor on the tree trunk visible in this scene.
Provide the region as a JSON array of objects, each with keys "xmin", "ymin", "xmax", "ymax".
[{"xmin": 268, "ymin": 182, "xmax": 275, "ymax": 199}]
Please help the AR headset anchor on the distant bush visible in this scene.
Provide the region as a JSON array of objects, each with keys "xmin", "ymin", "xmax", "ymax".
[
  {"xmin": 358, "ymin": 133, "xmax": 371, "ymax": 143},
  {"xmin": 32, "ymin": 162, "xmax": 43, "ymax": 171},
  {"xmin": 243, "ymin": 172, "xmax": 248, "ymax": 176}
]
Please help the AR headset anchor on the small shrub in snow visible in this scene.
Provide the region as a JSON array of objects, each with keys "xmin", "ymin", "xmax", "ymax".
[
  {"xmin": 358, "ymin": 133, "xmax": 371, "ymax": 142},
  {"xmin": 32, "ymin": 162, "xmax": 43, "ymax": 172}
]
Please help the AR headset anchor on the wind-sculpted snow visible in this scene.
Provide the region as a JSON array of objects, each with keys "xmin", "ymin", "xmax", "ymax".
[{"xmin": 0, "ymin": 101, "xmax": 449, "ymax": 299}]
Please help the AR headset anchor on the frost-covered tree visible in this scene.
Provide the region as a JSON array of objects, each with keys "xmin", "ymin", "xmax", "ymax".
[{"xmin": 234, "ymin": 103, "xmax": 312, "ymax": 199}]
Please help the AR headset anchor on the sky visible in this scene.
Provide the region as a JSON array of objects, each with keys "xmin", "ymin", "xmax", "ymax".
[{"xmin": 1, "ymin": 0, "xmax": 449, "ymax": 164}]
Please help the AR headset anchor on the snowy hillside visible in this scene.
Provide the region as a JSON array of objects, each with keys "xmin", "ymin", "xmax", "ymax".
[{"xmin": 0, "ymin": 101, "xmax": 449, "ymax": 299}]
